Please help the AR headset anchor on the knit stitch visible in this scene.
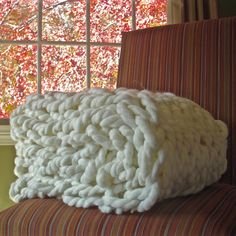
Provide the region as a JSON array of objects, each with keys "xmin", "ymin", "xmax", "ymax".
[{"xmin": 10, "ymin": 88, "xmax": 228, "ymax": 214}]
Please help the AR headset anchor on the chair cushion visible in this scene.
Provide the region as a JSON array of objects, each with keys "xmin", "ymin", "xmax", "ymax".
[{"xmin": 0, "ymin": 183, "xmax": 236, "ymax": 236}]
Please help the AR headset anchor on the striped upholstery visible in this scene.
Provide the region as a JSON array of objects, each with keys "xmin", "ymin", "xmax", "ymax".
[
  {"xmin": 117, "ymin": 16, "xmax": 236, "ymax": 185},
  {"xmin": 0, "ymin": 184, "xmax": 236, "ymax": 236}
]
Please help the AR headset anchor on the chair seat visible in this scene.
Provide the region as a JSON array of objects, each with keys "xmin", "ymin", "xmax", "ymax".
[{"xmin": 0, "ymin": 183, "xmax": 236, "ymax": 236}]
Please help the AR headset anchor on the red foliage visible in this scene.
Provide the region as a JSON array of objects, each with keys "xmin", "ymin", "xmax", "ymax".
[{"xmin": 0, "ymin": 0, "xmax": 167, "ymax": 119}]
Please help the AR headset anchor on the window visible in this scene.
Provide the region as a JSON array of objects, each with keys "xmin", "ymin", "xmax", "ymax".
[{"xmin": 0, "ymin": 0, "xmax": 167, "ymax": 119}]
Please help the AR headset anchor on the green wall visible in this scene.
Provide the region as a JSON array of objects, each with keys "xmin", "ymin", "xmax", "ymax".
[
  {"xmin": 0, "ymin": 145, "xmax": 16, "ymax": 211},
  {"xmin": 218, "ymin": 0, "xmax": 236, "ymax": 17}
]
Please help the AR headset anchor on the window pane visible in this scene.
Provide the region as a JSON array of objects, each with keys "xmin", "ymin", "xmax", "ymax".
[
  {"xmin": 0, "ymin": 45, "xmax": 37, "ymax": 119},
  {"xmin": 91, "ymin": 0, "xmax": 132, "ymax": 43},
  {"xmin": 42, "ymin": 45, "xmax": 86, "ymax": 93},
  {"xmin": 91, "ymin": 46, "xmax": 120, "ymax": 90},
  {"xmin": 136, "ymin": 0, "xmax": 167, "ymax": 29},
  {"xmin": 0, "ymin": 0, "xmax": 38, "ymax": 40},
  {"xmin": 43, "ymin": 0, "xmax": 86, "ymax": 41}
]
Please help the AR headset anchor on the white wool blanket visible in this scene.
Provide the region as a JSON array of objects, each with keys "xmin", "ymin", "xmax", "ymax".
[{"xmin": 10, "ymin": 88, "xmax": 228, "ymax": 214}]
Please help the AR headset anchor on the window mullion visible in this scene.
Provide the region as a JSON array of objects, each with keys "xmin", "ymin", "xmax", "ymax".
[
  {"xmin": 91, "ymin": 42, "xmax": 121, "ymax": 47},
  {"xmin": 0, "ymin": 40, "xmax": 121, "ymax": 47},
  {"xmin": 0, "ymin": 40, "xmax": 37, "ymax": 45},
  {"xmin": 132, "ymin": 0, "xmax": 136, "ymax": 30},
  {"xmin": 37, "ymin": 0, "xmax": 43, "ymax": 94},
  {"xmin": 86, "ymin": 0, "xmax": 91, "ymax": 89}
]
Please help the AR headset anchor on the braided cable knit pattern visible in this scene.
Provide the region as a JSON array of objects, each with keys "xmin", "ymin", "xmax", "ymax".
[{"xmin": 9, "ymin": 88, "xmax": 228, "ymax": 214}]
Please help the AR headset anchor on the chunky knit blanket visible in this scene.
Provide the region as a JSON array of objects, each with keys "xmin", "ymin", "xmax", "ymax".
[{"xmin": 10, "ymin": 88, "xmax": 228, "ymax": 214}]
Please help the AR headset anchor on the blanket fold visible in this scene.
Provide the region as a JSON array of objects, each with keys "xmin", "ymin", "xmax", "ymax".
[{"xmin": 10, "ymin": 88, "xmax": 228, "ymax": 214}]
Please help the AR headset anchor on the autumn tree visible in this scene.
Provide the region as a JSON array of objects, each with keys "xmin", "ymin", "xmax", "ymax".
[{"xmin": 0, "ymin": 0, "xmax": 167, "ymax": 119}]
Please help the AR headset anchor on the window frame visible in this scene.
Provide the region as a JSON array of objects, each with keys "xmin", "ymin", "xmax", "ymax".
[
  {"xmin": 0, "ymin": 0, "xmax": 136, "ymax": 130},
  {"xmin": 0, "ymin": 0, "xmax": 167, "ymax": 129},
  {"xmin": 0, "ymin": 0, "xmax": 130, "ymax": 95}
]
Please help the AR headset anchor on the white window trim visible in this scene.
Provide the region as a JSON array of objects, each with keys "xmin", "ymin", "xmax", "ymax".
[{"xmin": 0, "ymin": 0, "xmax": 136, "ymax": 144}]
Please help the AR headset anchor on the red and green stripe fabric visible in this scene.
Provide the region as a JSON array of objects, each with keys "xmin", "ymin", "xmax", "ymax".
[{"xmin": 0, "ymin": 184, "xmax": 236, "ymax": 236}]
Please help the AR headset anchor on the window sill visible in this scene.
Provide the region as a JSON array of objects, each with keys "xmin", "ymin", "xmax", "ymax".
[{"xmin": 0, "ymin": 125, "xmax": 15, "ymax": 146}]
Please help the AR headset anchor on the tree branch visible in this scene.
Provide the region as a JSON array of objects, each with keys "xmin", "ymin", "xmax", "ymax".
[
  {"xmin": 0, "ymin": 0, "xmax": 21, "ymax": 26},
  {"xmin": 1, "ymin": 0, "xmax": 76, "ymax": 32}
]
